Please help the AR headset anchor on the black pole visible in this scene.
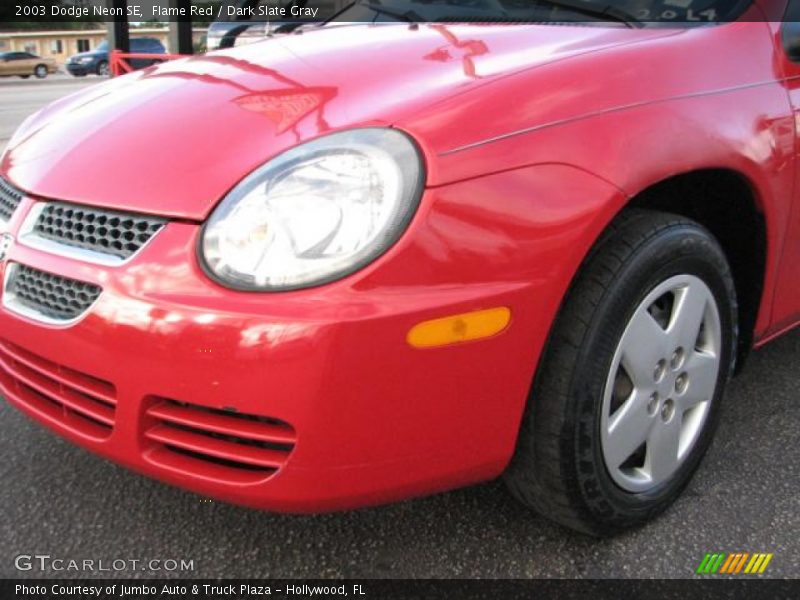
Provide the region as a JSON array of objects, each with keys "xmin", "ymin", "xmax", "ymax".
[
  {"xmin": 169, "ymin": 0, "xmax": 195, "ymax": 55},
  {"xmin": 107, "ymin": 0, "xmax": 129, "ymax": 53}
]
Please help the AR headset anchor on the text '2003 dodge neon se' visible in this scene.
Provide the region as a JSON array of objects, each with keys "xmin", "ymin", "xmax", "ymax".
[{"xmin": 1, "ymin": 0, "xmax": 800, "ymax": 536}]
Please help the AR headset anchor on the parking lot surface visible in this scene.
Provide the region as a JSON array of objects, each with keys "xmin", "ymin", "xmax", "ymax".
[
  {"xmin": 0, "ymin": 77, "xmax": 798, "ymax": 580},
  {"xmin": 0, "ymin": 74, "xmax": 101, "ymax": 150}
]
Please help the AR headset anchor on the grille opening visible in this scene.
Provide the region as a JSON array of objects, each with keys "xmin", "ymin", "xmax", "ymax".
[
  {"xmin": 168, "ymin": 399, "xmax": 291, "ymax": 429},
  {"xmin": 0, "ymin": 340, "xmax": 116, "ymax": 439},
  {"xmin": 67, "ymin": 404, "xmax": 115, "ymax": 431},
  {"xmin": 19, "ymin": 381, "xmax": 111, "ymax": 431},
  {"xmin": 161, "ymin": 420, "xmax": 294, "ymax": 453},
  {"xmin": 0, "ymin": 341, "xmax": 116, "ymax": 401},
  {"xmin": 15, "ymin": 380, "xmax": 114, "ymax": 437},
  {"xmin": 0, "ymin": 177, "xmax": 23, "ymax": 223},
  {"xmin": 17, "ymin": 381, "xmax": 61, "ymax": 411},
  {"xmin": 9, "ymin": 353, "xmax": 114, "ymax": 413},
  {"xmin": 164, "ymin": 444, "xmax": 279, "ymax": 473},
  {"xmin": 144, "ymin": 398, "xmax": 296, "ymax": 478},
  {"xmin": 5, "ymin": 264, "xmax": 102, "ymax": 322},
  {"xmin": 32, "ymin": 202, "xmax": 165, "ymax": 260}
]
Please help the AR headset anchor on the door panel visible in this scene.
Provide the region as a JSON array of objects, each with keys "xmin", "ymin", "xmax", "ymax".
[
  {"xmin": 19, "ymin": 57, "xmax": 36, "ymax": 75},
  {"xmin": 5, "ymin": 54, "xmax": 32, "ymax": 76}
]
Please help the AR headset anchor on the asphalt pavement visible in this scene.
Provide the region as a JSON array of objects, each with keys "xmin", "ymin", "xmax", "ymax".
[
  {"xmin": 0, "ymin": 73, "xmax": 103, "ymax": 150},
  {"xmin": 0, "ymin": 76, "xmax": 798, "ymax": 580}
]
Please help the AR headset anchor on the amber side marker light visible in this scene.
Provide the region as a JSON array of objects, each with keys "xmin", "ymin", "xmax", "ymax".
[{"xmin": 407, "ymin": 307, "xmax": 512, "ymax": 349}]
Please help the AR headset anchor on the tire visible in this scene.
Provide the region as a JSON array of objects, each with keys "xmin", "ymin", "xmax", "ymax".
[
  {"xmin": 504, "ymin": 209, "xmax": 738, "ymax": 536},
  {"xmin": 19, "ymin": 75, "xmax": 30, "ymax": 79},
  {"xmin": 96, "ymin": 61, "xmax": 109, "ymax": 77},
  {"xmin": 34, "ymin": 65, "xmax": 47, "ymax": 79}
]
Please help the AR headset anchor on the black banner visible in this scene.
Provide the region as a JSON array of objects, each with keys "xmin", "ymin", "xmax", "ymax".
[
  {"xmin": 0, "ymin": 0, "xmax": 786, "ymax": 27},
  {"xmin": 2, "ymin": 579, "xmax": 799, "ymax": 600}
]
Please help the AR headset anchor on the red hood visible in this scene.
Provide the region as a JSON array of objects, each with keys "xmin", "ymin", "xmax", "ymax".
[{"xmin": 1, "ymin": 23, "xmax": 670, "ymax": 220}]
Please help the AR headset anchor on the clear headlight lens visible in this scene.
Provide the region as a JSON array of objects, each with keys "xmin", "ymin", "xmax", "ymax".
[
  {"xmin": 200, "ymin": 128, "xmax": 424, "ymax": 291},
  {"xmin": 77, "ymin": 56, "xmax": 94, "ymax": 64}
]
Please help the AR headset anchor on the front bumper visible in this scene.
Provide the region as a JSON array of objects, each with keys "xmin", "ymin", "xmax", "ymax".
[
  {"xmin": 66, "ymin": 63, "xmax": 95, "ymax": 76},
  {"xmin": 0, "ymin": 165, "xmax": 624, "ymax": 511}
]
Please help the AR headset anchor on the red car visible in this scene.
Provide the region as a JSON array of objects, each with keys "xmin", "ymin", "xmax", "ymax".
[{"xmin": 1, "ymin": 1, "xmax": 799, "ymax": 536}]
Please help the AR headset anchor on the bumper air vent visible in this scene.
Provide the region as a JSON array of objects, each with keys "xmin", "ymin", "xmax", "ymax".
[
  {"xmin": 0, "ymin": 340, "xmax": 117, "ymax": 439},
  {"xmin": 144, "ymin": 399, "xmax": 297, "ymax": 483}
]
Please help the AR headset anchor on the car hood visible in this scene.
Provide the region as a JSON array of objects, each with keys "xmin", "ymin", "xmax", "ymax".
[{"xmin": 2, "ymin": 23, "xmax": 671, "ymax": 220}]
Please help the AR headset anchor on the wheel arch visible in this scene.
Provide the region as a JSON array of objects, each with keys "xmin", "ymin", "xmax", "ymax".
[{"xmin": 619, "ymin": 168, "xmax": 768, "ymax": 372}]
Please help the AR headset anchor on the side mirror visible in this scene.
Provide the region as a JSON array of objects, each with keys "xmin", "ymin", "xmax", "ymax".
[{"xmin": 782, "ymin": 22, "xmax": 800, "ymax": 62}]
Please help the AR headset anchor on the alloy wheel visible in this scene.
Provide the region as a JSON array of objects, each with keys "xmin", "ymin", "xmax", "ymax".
[{"xmin": 600, "ymin": 274, "xmax": 722, "ymax": 493}]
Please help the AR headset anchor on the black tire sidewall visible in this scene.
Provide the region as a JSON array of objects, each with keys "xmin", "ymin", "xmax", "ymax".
[
  {"xmin": 34, "ymin": 65, "xmax": 47, "ymax": 78},
  {"xmin": 570, "ymin": 225, "xmax": 736, "ymax": 526}
]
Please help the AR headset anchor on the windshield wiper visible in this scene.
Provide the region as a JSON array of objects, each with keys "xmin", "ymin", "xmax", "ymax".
[
  {"xmin": 535, "ymin": 0, "xmax": 643, "ymax": 28},
  {"xmin": 359, "ymin": 2, "xmax": 423, "ymax": 23}
]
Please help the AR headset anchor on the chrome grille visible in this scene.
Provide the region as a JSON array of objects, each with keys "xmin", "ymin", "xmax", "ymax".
[
  {"xmin": 3, "ymin": 264, "xmax": 101, "ymax": 324},
  {"xmin": 0, "ymin": 178, "xmax": 23, "ymax": 224},
  {"xmin": 31, "ymin": 202, "xmax": 165, "ymax": 261}
]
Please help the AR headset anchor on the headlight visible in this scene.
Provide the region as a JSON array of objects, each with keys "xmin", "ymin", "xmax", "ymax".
[
  {"xmin": 77, "ymin": 57, "xmax": 94, "ymax": 64},
  {"xmin": 200, "ymin": 128, "xmax": 424, "ymax": 291}
]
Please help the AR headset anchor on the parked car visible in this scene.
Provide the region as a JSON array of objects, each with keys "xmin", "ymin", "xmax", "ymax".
[
  {"xmin": 65, "ymin": 38, "xmax": 166, "ymax": 77},
  {"xmin": 0, "ymin": 52, "xmax": 57, "ymax": 79},
  {"xmin": 2, "ymin": 0, "xmax": 800, "ymax": 536}
]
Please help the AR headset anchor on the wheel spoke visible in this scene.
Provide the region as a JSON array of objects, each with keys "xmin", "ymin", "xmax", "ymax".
[
  {"xmin": 668, "ymin": 282, "xmax": 708, "ymax": 350},
  {"xmin": 646, "ymin": 415, "xmax": 682, "ymax": 483},
  {"xmin": 605, "ymin": 391, "xmax": 653, "ymax": 469},
  {"xmin": 620, "ymin": 309, "xmax": 668, "ymax": 387},
  {"xmin": 680, "ymin": 351, "xmax": 719, "ymax": 410}
]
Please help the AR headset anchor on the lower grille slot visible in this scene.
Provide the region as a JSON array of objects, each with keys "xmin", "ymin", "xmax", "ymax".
[
  {"xmin": 0, "ymin": 340, "xmax": 117, "ymax": 439},
  {"xmin": 1, "ymin": 341, "xmax": 116, "ymax": 402},
  {"xmin": 144, "ymin": 399, "xmax": 296, "ymax": 482},
  {"xmin": 163, "ymin": 444, "xmax": 277, "ymax": 473}
]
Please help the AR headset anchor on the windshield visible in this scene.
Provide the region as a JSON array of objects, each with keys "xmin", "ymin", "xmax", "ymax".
[
  {"xmin": 332, "ymin": 0, "xmax": 753, "ymax": 25},
  {"xmin": 206, "ymin": 0, "xmax": 753, "ymax": 45}
]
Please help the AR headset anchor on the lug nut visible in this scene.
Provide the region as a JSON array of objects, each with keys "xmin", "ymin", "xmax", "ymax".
[
  {"xmin": 675, "ymin": 372, "xmax": 689, "ymax": 395},
  {"xmin": 647, "ymin": 392, "xmax": 660, "ymax": 415},
  {"xmin": 661, "ymin": 399, "xmax": 675, "ymax": 423},
  {"xmin": 654, "ymin": 359, "xmax": 667, "ymax": 382},
  {"xmin": 670, "ymin": 347, "xmax": 685, "ymax": 370}
]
